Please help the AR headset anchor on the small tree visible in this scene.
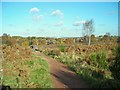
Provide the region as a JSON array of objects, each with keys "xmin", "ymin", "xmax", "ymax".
[{"xmin": 83, "ymin": 19, "xmax": 94, "ymax": 45}]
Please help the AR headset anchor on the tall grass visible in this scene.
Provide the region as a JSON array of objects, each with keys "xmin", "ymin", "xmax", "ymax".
[
  {"xmin": 55, "ymin": 49, "xmax": 113, "ymax": 87},
  {"xmin": 90, "ymin": 49, "xmax": 107, "ymax": 70},
  {"xmin": 90, "ymin": 53, "xmax": 97, "ymax": 66}
]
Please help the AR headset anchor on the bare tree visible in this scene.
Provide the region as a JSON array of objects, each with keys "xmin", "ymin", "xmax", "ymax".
[{"xmin": 83, "ymin": 19, "xmax": 94, "ymax": 45}]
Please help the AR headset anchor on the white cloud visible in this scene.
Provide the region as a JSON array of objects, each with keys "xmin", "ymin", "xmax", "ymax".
[
  {"xmin": 73, "ymin": 20, "xmax": 86, "ymax": 26},
  {"xmin": 55, "ymin": 21, "xmax": 63, "ymax": 27},
  {"xmin": 51, "ymin": 9, "xmax": 63, "ymax": 16},
  {"xmin": 36, "ymin": 15, "xmax": 44, "ymax": 19},
  {"xmin": 30, "ymin": 7, "xmax": 39, "ymax": 13},
  {"xmin": 33, "ymin": 15, "xmax": 44, "ymax": 21},
  {"xmin": 80, "ymin": 20, "xmax": 86, "ymax": 24}
]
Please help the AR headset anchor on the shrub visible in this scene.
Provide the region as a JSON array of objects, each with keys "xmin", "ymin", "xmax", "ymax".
[
  {"xmin": 90, "ymin": 49, "xmax": 107, "ymax": 69},
  {"xmin": 99, "ymin": 79, "xmax": 120, "ymax": 88},
  {"xmin": 59, "ymin": 45, "xmax": 65, "ymax": 52},
  {"xmin": 47, "ymin": 50, "xmax": 56, "ymax": 58},
  {"xmin": 99, "ymin": 49, "xmax": 107, "ymax": 69},
  {"xmin": 90, "ymin": 53, "xmax": 97, "ymax": 66},
  {"xmin": 93, "ymin": 49, "xmax": 107, "ymax": 70},
  {"xmin": 92, "ymin": 70, "xmax": 104, "ymax": 79},
  {"xmin": 47, "ymin": 49, "xmax": 60, "ymax": 58},
  {"xmin": 110, "ymin": 45, "xmax": 120, "ymax": 81}
]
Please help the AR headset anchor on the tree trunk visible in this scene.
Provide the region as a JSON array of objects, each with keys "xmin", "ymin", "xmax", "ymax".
[{"xmin": 88, "ymin": 35, "xmax": 91, "ymax": 45}]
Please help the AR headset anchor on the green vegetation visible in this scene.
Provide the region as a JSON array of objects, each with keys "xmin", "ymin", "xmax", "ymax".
[
  {"xmin": 90, "ymin": 53, "xmax": 97, "ymax": 66},
  {"xmin": 26, "ymin": 57, "xmax": 52, "ymax": 88},
  {"xmin": 59, "ymin": 45, "xmax": 65, "ymax": 52},
  {"xmin": 98, "ymin": 49, "xmax": 107, "ymax": 69},
  {"xmin": 3, "ymin": 55, "xmax": 53, "ymax": 88},
  {"xmin": 54, "ymin": 47, "xmax": 120, "ymax": 88},
  {"xmin": 1, "ymin": 33, "xmax": 120, "ymax": 88},
  {"xmin": 47, "ymin": 50, "xmax": 57, "ymax": 58},
  {"xmin": 90, "ymin": 49, "xmax": 107, "ymax": 69},
  {"xmin": 110, "ymin": 45, "xmax": 120, "ymax": 81}
]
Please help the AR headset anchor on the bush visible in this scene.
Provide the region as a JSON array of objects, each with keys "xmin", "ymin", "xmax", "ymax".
[
  {"xmin": 92, "ymin": 70, "xmax": 104, "ymax": 79},
  {"xmin": 59, "ymin": 45, "xmax": 65, "ymax": 52},
  {"xmin": 90, "ymin": 53, "xmax": 97, "ymax": 66},
  {"xmin": 90, "ymin": 49, "xmax": 107, "ymax": 69},
  {"xmin": 99, "ymin": 79, "xmax": 120, "ymax": 88},
  {"xmin": 110, "ymin": 45, "xmax": 120, "ymax": 81},
  {"xmin": 47, "ymin": 49, "xmax": 60, "ymax": 58},
  {"xmin": 47, "ymin": 50, "xmax": 56, "ymax": 58},
  {"xmin": 98, "ymin": 49, "xmax": 107, "ymax": 69}
]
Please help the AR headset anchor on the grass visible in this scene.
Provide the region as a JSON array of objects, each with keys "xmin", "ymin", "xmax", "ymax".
[
  {"xmin": 2, "ymin": 55, "xmax": 53, "ymax": 88},
  {"xmin": 59, "ymin": 45, "xmax": 65, "ymax": 52},
  {"xmin": 54, "ymin": 48, "xmax": 120, "ymax": 88},
  {"xmin": 90, "ymin": 49, "xmax": 107, "ymax": 70},
  {"xmin": 25, "ymin": 57, "xmax": 52, "ymax": 88}
]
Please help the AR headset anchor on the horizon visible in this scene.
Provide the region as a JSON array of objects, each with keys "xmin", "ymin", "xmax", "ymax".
[
  {"xmin": 0, "ymin": 34, "xmax": 118, "ymax": 38},
  {"xmin": 1, "ymin": 2, "xmax": 118, "ymax": 37}
]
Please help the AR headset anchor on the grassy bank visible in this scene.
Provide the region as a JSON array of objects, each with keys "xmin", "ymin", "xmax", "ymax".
[{"xmin": 2, "ymin": 54, "xmax": 53, "ymax": 88}]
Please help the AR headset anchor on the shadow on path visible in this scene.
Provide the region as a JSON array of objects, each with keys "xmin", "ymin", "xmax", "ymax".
[{"xmin": 36, "ymin": 52, "xmax": 89, "ymax": 89}]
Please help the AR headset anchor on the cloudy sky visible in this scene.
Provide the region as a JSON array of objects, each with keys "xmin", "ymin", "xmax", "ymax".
[{"xmin": 1, "ymin": 2, "xmax": 118, "ymax": 37}]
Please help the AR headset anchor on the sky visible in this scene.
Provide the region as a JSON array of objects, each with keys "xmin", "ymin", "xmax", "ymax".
[
  {"xmin": 1, "ymin": 0, "xmax": 120, "ymax": 2},
  {"xmin": 1, "ymin": 2, "xmax": 118, "ymax": 37}
]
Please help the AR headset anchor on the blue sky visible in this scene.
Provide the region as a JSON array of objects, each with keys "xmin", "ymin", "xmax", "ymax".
[
  {"xmin": 1, "ymin": 0, "xmax": 120, "ymax": 2},
  {"xmin": 1, "ymin": 2, "xmax": 118, "ymax": 37}
]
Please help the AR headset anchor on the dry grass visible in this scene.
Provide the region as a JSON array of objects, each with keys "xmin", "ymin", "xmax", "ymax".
[
  {"xmin": 2, "ymin": 44, "xmax": 32, "ymax": 61},
  {"xmin": 2, "ymin": 44, "xmax": 52, "ymax": 88}
]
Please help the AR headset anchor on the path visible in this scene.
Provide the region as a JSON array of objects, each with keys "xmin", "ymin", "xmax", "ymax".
[{"xmin": 36, "ymin": 52, "xmax": 89, "ymax": 89}]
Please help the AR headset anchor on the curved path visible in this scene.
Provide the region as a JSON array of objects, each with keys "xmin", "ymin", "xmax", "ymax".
[{"xmin": 36, "ymin": 52, "xmax": 89, "ymax": 89}]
